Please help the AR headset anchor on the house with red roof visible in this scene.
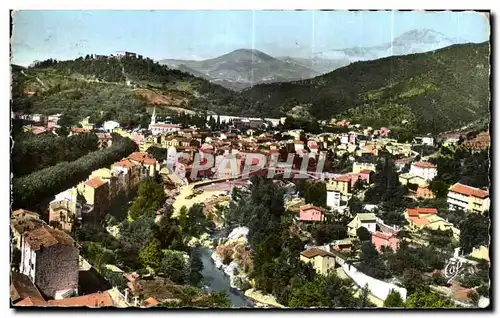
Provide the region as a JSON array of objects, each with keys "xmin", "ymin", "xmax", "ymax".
[
  {"xmin": 404, "ymin": 208, "xmax": 460, "ymax": 239},
  {"xmin": 447, "ymin": 183, "xmax": 490, "ymax": 213},
  {"xmin": 300, "ymin": 248, "xmax": 336, "ymax": 276},
  {"xmin": 372, "ymin": 231, "xmax": 399, "ymax": 253},
  {"xmin": 112, "ymin": 159, "xmax": 142, "ymax": 192},
  {"xmin": 76, "ymin": 177, "xmax": 110, "ymax": 219},
  {"xmin": 299, "ymin": 204, "xmax": 326, "ymax": 222}
]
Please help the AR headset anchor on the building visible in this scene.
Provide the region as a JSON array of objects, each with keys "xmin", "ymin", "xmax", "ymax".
[
  {"xmin": 148, "ymin": 107, "xmax": 181, "ymax": 135},
  {"xmin": 394, "ymin": 157, "xmax": 415, "ymax": 172},
  {"xmin": 409, "ymin": 161, "xmax": 437, "ymax": 181},
  {"xmin": 371, "ymin": 232, "xmax": 399, "ymax": 253},
  {"xmin": 90, "ymin": 168, "xmax": 120, "ymax": 200},
  {"xmin": 352, "ymin": 162, "xmax": 377, "ymax": 174},
  {"xmin": 103, "ymin": 120, "xmax": 120, "ymax": 132},
  {"xmin": 128, "ymin": 152, "xmax": 160, "ymax": 177},
  {"xmin": 416, "ymin": 185, "xmax": 435, "ymax": 200},
  {"xmin": 331, "ymin": 239, "xmax": 354, "ymax": 253},
  {"xmin": 414, "ymin": 136, "xmax": 434, "ymax": 146},
  {"xmin": 404, "ymin": 208, "xmax": 460, "ymax": 239},
  {"xmin": 96, "ymin": 133, "xmax": 113, "ymax": 149},
  {"xmin": 326, "ymin": 190, "xmax": 341, "ymax": 209},
  {"xmin": 447, "ymin": 183, "xmax": 490, "ymax": 213},
  {"xmin": 112, "ymin": 159, "xmax": 142, "ymax": 192},
  {"xmin": 327, "ymin": 175, "xmax": 352, "ymax": 196},
  {"xmin": 10, "ymin": 271, "xmax": 46, "ymax": 306},
  {"xmin": 347, "ymin": 213, "xmax": 377, "ymax": 237},
  {"xmin": 79, "ymin": 117, "xmax": 95, "ymax": 130},
  {"xmin": 19, "ymin": 225, "xmax": 79, "ymax": 299},
  {"xmin": 47, "ymin": 291, "xmax": 115, "ymax": 307},
  {"xmin": 76, "ymin": 177, "xmax": 110, "ymax": 219},
  {"xmin": 300, "ymin": 248, "xmax": 336, "ymax": 276},
  {"xmin": 48, "ymin": 188, "xmax": 93, "ymax": 232},
  {"xmin": 294, "ymin": 140, "xmax": 305, "ymax": 152},
  {"xmin": 150, "ymin": 123, "xmax": 182, "ymax": 135},
  {"xmin": 11, "ymin": 210, "xmax": 45, "ymax": 252},
  {"xmin": 471, "ymin": 245, "xmax": 489, "ymax": 262},
  {"xmin": 299, "ymin": 204, "xmax": 326, "ymax": 222}
]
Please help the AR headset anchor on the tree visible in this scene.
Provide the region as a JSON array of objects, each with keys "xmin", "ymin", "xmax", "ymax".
[
  {"xmin": 357, "ymin": 284, "xmax": 374, "ymax": 307},
  {"xmin": 288, "ymin": 280, "xmax": 328, "ymax": 308},
  {"xmin": 348, "ymin": 197, "xmax": 364, "ymax": 216},
  {"xmin": 129, "ymin": 179, "xmax": 166, "ymax": 220},
  {"xmin": 160, "ymin": 250, "xmax": 189, "ymax": 284},
  {"xmin": 313, "ymin": 223, "xmax": 348, "ymax": 245},
  {"xmin": 405, "ymin": 289, "xmax": 454, "ymax": 308},
  {"xmin": 428, "ymin": 179, "xmax": 450, "ymax": 198},
  {"xmin": 304, "ymin": 181, "xmax": 327, "ymax": 208},
  {"xmin": 384, "ymin": 289, "xmax": 404, "ymax": 308},
  {"xmin": 357, "ymin": 226, "xmax": 371, "ymax": 242},
  {"xmin": 320, "ymin": 272, "xmax": 358, "ymax": 307},
  {"xmin": 138, "ymin": 238, "xmax": 163, "ymax": 270},
  {"xmin": 460, "ymin": 213, "xmax": 489, "ymax": 254}
]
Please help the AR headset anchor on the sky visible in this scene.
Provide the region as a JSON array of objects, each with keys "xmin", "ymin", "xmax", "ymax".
[{"xmin": 11, "ymin": 10, "xmax": 490, "ymax": 66}]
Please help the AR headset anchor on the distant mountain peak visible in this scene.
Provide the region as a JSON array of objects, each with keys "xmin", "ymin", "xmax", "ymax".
[
  {"xmin": 221, "ymin": 48, "xmax": 275, "ymax": 62},
  {"xmin": 392, "ymin": 29, "xmax": 454, "ymax": 45}
]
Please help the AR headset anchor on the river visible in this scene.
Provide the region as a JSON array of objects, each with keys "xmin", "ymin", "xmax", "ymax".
[{"xmin": 198, "ymin": 247, "xmax": 254, "ymax": 308}]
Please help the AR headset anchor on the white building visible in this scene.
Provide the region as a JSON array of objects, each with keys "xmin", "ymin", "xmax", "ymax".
[
  {"xmin": 103, "ymin": 120, "xmax": 120, "ymax": 132},
  {"xmin": 347, "ymin": 213, "xmax": 377, "ymax": 237},
  {"xmin": 421, "ymin": 136, "xmax": 434, "ymax": 146},
  {"xmin": 327, "ymin": 190, "xmax": 341, "ymax": 209},
  {"xmin": 447, "ymin": 183, "xmax": 490, "ymax": 213},
  {"xmin": 340, "ymin": 135, "xmax": 349, "ymax": 144},
  {"xmin": 166, "ymin": 146, "xmax": 177, "ymax": 168},
  {"xmin": 409, "ymin": 161, "xmax": 437, "ymax": 181},
  {"xmin": 148, "ymin": 107, "xmax": 182, "ymax": 135}
]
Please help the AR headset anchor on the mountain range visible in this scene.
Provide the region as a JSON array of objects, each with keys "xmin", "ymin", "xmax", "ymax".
[
  {"xmin": 12, "ymin": 40, "xmax": 489, "ymax": 134},
  {"xmin": 242, "ymin": 42, "xmax": 490, "ymax": 134},
  {"xmin": 159, "ymin": 29, "xmax": 469, "ymax": 91}
]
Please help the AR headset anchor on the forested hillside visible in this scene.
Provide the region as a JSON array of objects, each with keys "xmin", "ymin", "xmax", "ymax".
[
  {"xmin": 242, "ymin": 42, "xmax": 490, "ymax": 133},
  {"xmin": 11, "ymin": 55, "xmax": 257, "ymax": 128},
  {"xmin": 11, "ymin": 42, "xmax": 490, "ymax": 134}
]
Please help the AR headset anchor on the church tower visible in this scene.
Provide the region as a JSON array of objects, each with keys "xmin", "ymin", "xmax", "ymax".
[{"xmin": 151, "ymin": 107, "xmax": 156, "ymax": 126}]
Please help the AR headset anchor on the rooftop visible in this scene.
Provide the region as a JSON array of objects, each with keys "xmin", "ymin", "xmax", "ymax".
[
  {"xmin": 356, "ymin": 213, "xmax": 377, "ymax": 222},
  {"xmin": 412, "ymin": 161, "xmax": 437, "ymax": 169},
  {"xmin": 11, "ymin": 272, "xmax": 45, "ymax": 305},
  {"xmin": 22, "ymin": 225, "xmax": 76, "ymax": 251},
  {"xmin": 47, "ymin": 291, "xmax": 114, "ymax": 307},
  {"xmin": 299, "ymin": 204, "xmax": 326, "ymax": 213},
  {"xmin": 113, "ymin": 159, "xmax": 136, "ymax": 168},
  {"xmin": 406, "ymin": 208, "xmax": 438, "ymax": 217},
  {"xmin": 301, "ymin": 247, "xmax": 335, "ymax": 259},
  {"xmin": 12, "ymin": 209, "xmax": 40, "ymax": 219},
  {"xmin": 449, "ymin": 183, "xmax": 489, "ymax": 199},
  {"xmin": 409, "ymin": 217, "xmax": 430, "ymax": 226},
  {"xmin": 84, "ymin": 177, "xmax": 107, "ymax": 189},
  {"xmin": 11, "ymin": 217, "xmax": 46, "ymax": 236}
]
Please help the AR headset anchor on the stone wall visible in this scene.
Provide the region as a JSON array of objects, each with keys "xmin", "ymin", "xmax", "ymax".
[{"xmin": 341, "ymin": 263, "xmax": 407, "ymax": 302}]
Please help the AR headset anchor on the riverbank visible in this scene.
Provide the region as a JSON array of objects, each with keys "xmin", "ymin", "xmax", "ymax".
[
  {"xmin": 197, "ymin": 246, "xmax": 254, "ymax": 308},
  {"xmin": 244, "ymin": 289, "xmax": 285, "ymax": 308}
]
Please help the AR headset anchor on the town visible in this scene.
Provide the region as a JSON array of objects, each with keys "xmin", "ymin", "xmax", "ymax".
[
  {"xmin": 10, "ymin": 106, "xmax": 490, "ymax": 308},
  {"xmin": 10, "ymin": 9, "xmax": 491, "ymax": 310}
]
